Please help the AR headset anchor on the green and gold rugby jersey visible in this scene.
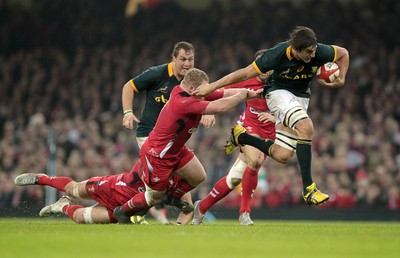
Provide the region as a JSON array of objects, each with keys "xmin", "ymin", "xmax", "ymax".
[
  {"xmin": 254, "ymin": 41, "xmax": 337, "ymax": 98},
  {"xmin": 130, "ymin": 62, "xmax": 180, "ymax": 137}
]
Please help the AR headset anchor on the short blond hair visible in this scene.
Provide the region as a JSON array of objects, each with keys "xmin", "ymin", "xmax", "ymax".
[{"xmin": 182, "ymin": 68, "xmax": 209, "ymax": 88}]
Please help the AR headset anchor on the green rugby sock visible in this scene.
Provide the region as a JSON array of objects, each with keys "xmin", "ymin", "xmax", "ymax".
[
  {"xmin": 296, "ymin": 139, "xmax": 313, "ymax": 191},
  {"xmin": 239, "ymin": 133, "xmax": 274, "ymax": 157}
]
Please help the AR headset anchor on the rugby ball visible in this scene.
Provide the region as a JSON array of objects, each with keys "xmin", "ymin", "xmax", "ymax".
[{"xmin": 316, "ymin": 62, "xmax": 340, "ymax": 83}]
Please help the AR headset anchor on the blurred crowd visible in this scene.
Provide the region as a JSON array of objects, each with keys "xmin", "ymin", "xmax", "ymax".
[{"xmin": 0, "ymin": 0, "xmax": 399, "ymax": 215}]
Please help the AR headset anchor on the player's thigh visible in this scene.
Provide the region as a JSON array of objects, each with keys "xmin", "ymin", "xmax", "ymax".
[
  {"xmin": 87, "ymin": 205, "xmax": 112, "ymax": 224},
  {"xmin": 140, "ymin": 154, "xmax": 172, "ymax": 191},
  {"xmin": 73, "ymin": 204, "xmax": 111, "ymax": 224},
  {"xmin": 267, "ymin": 90, "xmax": 309, "ymax": 128},
  {"xmin": 66, "ymin": 180, "xmax": 91, "ymax": 199},
  {"xmin": 174, "ymin": 155, "xmax": 206, "ymax": 185}
]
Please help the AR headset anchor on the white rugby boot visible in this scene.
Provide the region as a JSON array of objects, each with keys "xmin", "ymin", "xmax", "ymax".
[{"xmin": 39, "ymin": 196, "xmax": 71, "ymax": 217}]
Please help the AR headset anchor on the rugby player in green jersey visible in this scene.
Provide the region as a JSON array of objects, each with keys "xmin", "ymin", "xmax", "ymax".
[
  {"xmin": 195, "ymin": 26, "xmax": 350, "ymax": 206},
  {"xmin": 121, "ymin": 42, "xmax": 215, "ymax": 224}
]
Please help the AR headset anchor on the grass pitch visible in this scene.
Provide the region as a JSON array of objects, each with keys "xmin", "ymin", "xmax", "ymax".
[{"xmin": 1, "ymin": 218, "xmax": 399, "ymax": 258}]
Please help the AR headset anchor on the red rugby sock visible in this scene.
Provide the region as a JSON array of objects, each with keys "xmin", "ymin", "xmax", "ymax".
[
  {"xmin": 63, "ymin": 204, "xmax": 82, "ymax": 218},
  {"xmin": 38, "ymin": 176, "xmax": 74, "ymax": 192},
  {"xmin": 199, "ymin": 176, "xmax": 232, "ymax": 214},
  {"xmin": 240, "ymin": 167, "xmax": 258, "ymax": 214},
  {"xmin": 122, "ymin": 192, "xmax": 151, "ymax": 216}
]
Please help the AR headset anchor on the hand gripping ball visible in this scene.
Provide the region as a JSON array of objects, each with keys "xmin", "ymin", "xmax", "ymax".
[{"xmin": 316, "ymin": 62, "xmax": 340, "ymax": 83}]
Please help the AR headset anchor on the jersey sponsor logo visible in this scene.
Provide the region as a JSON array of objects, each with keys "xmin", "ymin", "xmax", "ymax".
[
  {"xmin": 188, "ymin": 127, "xmax": 197, "ymax": 134},
  {"xmin": 158, "ymin": 86, "xmax": 169, "ymax": 94},
  {"xmin": 152, "ymin": 176, "xmax": 160, "ymax": 182},
  {"xmin": 292, "ymin": 74, "xmax": 314, "ymax": 80},
  {"xmin": 250, "ymin": 107, "xmax": 265, "ymax": 114},
  {"xmin": 279, "ymin": 68, "xmax": 291, "ymax": 77},
  {"xmin": 279, "ymin": 67, "xmax": 314, "ymax": 80},
  {"xmin": 155, "ymin": 94, "xmax": 168, "ymax": 104}
]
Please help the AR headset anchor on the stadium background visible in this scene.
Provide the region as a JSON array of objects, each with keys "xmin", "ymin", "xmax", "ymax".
[{"xmin": 0, "ymin": 0, "xmax": 399, "ymax": 221}]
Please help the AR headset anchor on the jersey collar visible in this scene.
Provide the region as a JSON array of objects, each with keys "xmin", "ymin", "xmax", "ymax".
[
  {"xmin": 168, "ymin": 62, "xmax": 174, "ymax": 77},
  {"xmin": 286, "ymin": 46, "xmax": 293, "ymax": 61}
]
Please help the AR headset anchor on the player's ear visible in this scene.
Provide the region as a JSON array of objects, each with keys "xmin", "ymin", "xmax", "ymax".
[{"xmin": 188, "ymin": 85, "xmax": 195, "ymax": 91}]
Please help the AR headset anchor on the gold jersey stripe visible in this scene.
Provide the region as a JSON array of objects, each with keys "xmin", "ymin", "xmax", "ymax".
[
  {"xmin": 130, "ymin": 80, "xmax": 139, "ymax": 93},
  {"xmin": 252, "ymin": 61, "xmax": 263, "ymax": 75}
]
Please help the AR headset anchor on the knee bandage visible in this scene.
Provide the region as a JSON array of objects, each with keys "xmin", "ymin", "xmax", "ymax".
[
  {"xmin": 275, "ymin": 130, "xmax": 297, "ymax": 151},
  {"xmin": 72, "ymin": 184, "xmax": 81, "ymax": 199},
  {"xmin": 83, "ymin": 207, "xmax": 94, "ymax": 224},
  {"xmin": 284, "ymin": 107, "xmax": 308, "ymax": 129},
  {"xmin": 226, "ymin": 159, "xmax": 247, "ymax": 189},
  {"xmin": 144, "ymin": 185, "xmax": 162, "ymax": 206}
]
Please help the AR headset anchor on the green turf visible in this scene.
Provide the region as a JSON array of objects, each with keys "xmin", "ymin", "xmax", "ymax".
[{"xmin": 1, "ymin": 218, "xmax": 399, "ymax": 258}]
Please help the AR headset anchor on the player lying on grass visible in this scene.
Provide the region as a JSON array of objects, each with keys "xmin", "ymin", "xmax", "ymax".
[{"xmin": 14, "ymin": 170, "xmax": 192, "ymax": 225}]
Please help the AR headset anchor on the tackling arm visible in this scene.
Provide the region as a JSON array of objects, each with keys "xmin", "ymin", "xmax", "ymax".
[{"xmin": 203, "ymin": 89, "xmax": 248, "ymax": 114}]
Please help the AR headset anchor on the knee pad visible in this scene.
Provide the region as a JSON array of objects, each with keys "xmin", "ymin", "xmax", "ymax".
[
  {"xmin": 226, "ymin": 159, "xmax": 247, "ymax": 189},
  {"xmin": 284, "ymin": 107, "xmax": 308, "ymax": 129},
  {"xmin": 83, "ymin": 207, "xmax": 94, "ymax": 224},
  {"xmin": 275, "ymin": 130, "xmax": 297, "ymax": 151}
]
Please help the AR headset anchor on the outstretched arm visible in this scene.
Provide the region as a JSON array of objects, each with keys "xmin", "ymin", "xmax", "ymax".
[
  {"xmin": 203, "ymin": 88, "xmax": 262, "ymax": 115},
  {"xmin": 204, "ymin": 89, "xmax": 247, "ymax": 114},
  {"xmin": 194, "ymin": 63, "xmax": 260, "ymax": 96},
  {"xmin": 200, "ymin": 115, "xmax": 216, "ymax": 129}
]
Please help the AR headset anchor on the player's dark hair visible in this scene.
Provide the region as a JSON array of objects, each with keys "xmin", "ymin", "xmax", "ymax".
[
  {"xmin": 288, "ymin": 26, "xmax": 317, "ymax": 51},
  {"xmin": 172, "ymin": 41, "xmax": 195, "ymax": 58},
  {"xmin": 254, "ymin": 49, "xmax": 268, "ymax": 58}
]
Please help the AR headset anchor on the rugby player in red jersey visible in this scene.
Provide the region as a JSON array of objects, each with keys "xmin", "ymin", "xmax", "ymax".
[
  {"xmin": 113, "ymin": 68, "xmax": 263, "ymax": 223},
  {"xmin": 122, "ymin": 41, "xmax": 215, "ymax": 224},
  {"xmin": 14, "ymin": 170, "xmax": 189, "ymax": 224}
]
